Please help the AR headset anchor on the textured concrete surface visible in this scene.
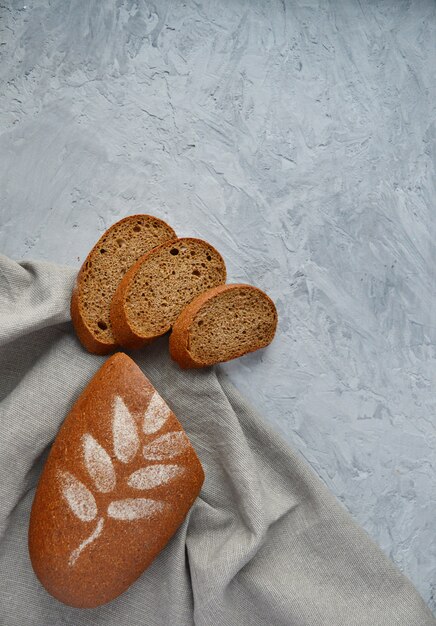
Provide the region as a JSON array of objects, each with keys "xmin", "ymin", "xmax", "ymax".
[{"xmin": 0, "ymin": 0, "xmax": 435, "ymax": 612}]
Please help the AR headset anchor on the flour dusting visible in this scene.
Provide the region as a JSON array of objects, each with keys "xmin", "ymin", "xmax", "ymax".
[
  {"xmin": 143, "ymin": 432, "xmax": 189, "ymax": 461},
  {"xmin": 107, "ymin": 498, "xmax": 165, "ymax": 520},
  {"xmin": 83, "ymin": 433, "xmax": 116, "ymax": 492},
  {"xmin": 57, "ymin": 395, "xmax": 182, "ymax": 567},
  {"xmin": 143, "ymin": 391, "xmax": 171, "ymax": 435},
  {"xmin": 58, "ymin": 470, "xmax": 97, "ymax": 522},
  {"xmin": 128, "ymin": 464, "xmax": 184, "ymax": 490},
  {"xmin": 69, "ymin": 517, "xmax": 104, "ymax": 566},
  {"xmin": 113, "ymin": 395, "xmax": 139, "ymax": 463}
]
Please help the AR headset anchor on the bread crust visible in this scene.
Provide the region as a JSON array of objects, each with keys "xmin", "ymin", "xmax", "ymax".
[
  {"xmin": 71, "ymin": 215, "xmax": 176, "ymax": 354},
  {"xmin": 110, "ymin": 238, "xmax": 226, "ymax": 350},
  {"xmin": 169, "ymin": 284, "xmax": 278, "ymax": 368}
]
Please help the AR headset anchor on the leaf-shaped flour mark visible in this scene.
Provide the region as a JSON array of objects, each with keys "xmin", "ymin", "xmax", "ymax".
[
  {"xmin": 58, "ymin": 471, "xmax": 97, "ymax": 522},
  {"xmin": 142, "ymin": 432, "xmax": 190, "ymax": 461},
  {"xmin": 107, "ymin": 498, "xmax": 165, "ymax": 521},
  {"xmin": 69, "ymin": 517, "xmax": 104, "ymax": 567},
  {"xmin": 82, "ymin": 434, "xmax": 116, "ymax": 493},
  {"xmin": 113, "ymin": 396, "xmax": 139, "ymax": 463},
  {"xmin": 127, "ymin": 464, "xmax": 185, "ymax": 490},
  {"xmin": 143, "ymin": 391, "xmax": 171, "ymax": 435}
]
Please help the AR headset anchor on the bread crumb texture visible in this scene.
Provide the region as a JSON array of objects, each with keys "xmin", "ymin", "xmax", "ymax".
[
  {"xmin": 78, "ymin": 216, "xmax": 175, "ymax": 344},
  {"xmin": 188, "ymin": 286, "xmax": 277, "ymax": 364},
  {"xmin": 125, "ymin": 238, "xmax": 226, "ymax": 338}
]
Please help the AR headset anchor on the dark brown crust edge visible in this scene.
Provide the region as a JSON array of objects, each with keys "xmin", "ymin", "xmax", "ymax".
[
  {"xmin": 169, "ymin": 283, "xmax": 278, "ymax": 369},
  {"xmin": 70, "ymin": 215, "xmax": 177, "ymax": 355},
  {"xmin": 110, "ymin": 238, "xmax": 227, "ymax": 350}
]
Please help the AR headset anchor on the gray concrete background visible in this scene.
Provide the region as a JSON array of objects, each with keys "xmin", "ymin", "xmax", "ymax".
[{"xmin": 1, "ymin": 0, "xmax": 435, "ymax": 613}]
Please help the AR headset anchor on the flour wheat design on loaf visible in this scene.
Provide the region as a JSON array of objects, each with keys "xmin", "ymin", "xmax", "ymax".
[
  {"xmin": 28, "ymin": 353, "xmax": 204, "ymax": 608},
  {"xmin": 58, "ymin": 393, "xmax": 188, "ymax": 567}
]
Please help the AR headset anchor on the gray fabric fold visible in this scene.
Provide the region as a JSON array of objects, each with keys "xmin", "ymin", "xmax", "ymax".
[{"xmin": 0, "ymin": 255, "xmax": 434, "ymax": 626}]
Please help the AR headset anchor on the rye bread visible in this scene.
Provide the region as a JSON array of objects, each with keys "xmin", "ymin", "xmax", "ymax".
[
  {"xmin": 28, "ymin": 352, "xmax": 204, "ymax": 608},
  {"xmin": 71, "ymin": 215, "xmax": 176, "ymax": 354},
  {"xmin": 110, "ymin": 238, "xmax": 227, "ymax": 349},
  {"xmin": 169, "ymin": 284, "xmax": 278, "ymax": 368}
]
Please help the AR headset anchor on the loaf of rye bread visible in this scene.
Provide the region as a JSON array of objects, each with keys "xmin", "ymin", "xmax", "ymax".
[
  {"xmin": 71, "ymin": 215, "xmax": 176, "ymax": 354},
  {"xmin": 28, "ymin": 353, "xmax": 204, "ymax": 608},
  {"xmin": 169, "ymin": 284, "xmax": 278, "ymax": 368},
  {"xmin": 110, "ymin": 238, "xmax": 227, "ymax": 349}
]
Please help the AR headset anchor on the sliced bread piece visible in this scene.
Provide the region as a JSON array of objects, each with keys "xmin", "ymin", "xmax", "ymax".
[
  {"xmin": 71, "ymin": 215, "xmax": 176, "ymax": 354},
  {"xmin": 169, "ymin": 284, "xmax": 278, "ymax": 368},
  {"xmin": 110, "ymin": 238, "xmax": 227, "ymax": 349}
]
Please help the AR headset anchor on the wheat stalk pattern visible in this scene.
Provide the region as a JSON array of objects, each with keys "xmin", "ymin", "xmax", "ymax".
[{"xmin": 57, "ymin": 392, "xmax": 189, "ymax": 566}]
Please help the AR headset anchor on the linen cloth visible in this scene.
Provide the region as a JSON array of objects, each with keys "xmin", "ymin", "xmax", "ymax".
[{"xmin": 0, "ymin": 255, "xmax": 434, "ymax": 626}]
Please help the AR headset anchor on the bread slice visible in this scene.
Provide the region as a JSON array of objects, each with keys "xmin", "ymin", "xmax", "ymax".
[
  {"xmin": 169, "ymin": 284, "xmax": 277, "ymax": 368},
  {"xmin": 71, "ymin": 215, "xmax": 176, "ymax": 354},
  {"xmin": 110, "ymin": 238, "xmax": 227, "ymax": 349}
]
